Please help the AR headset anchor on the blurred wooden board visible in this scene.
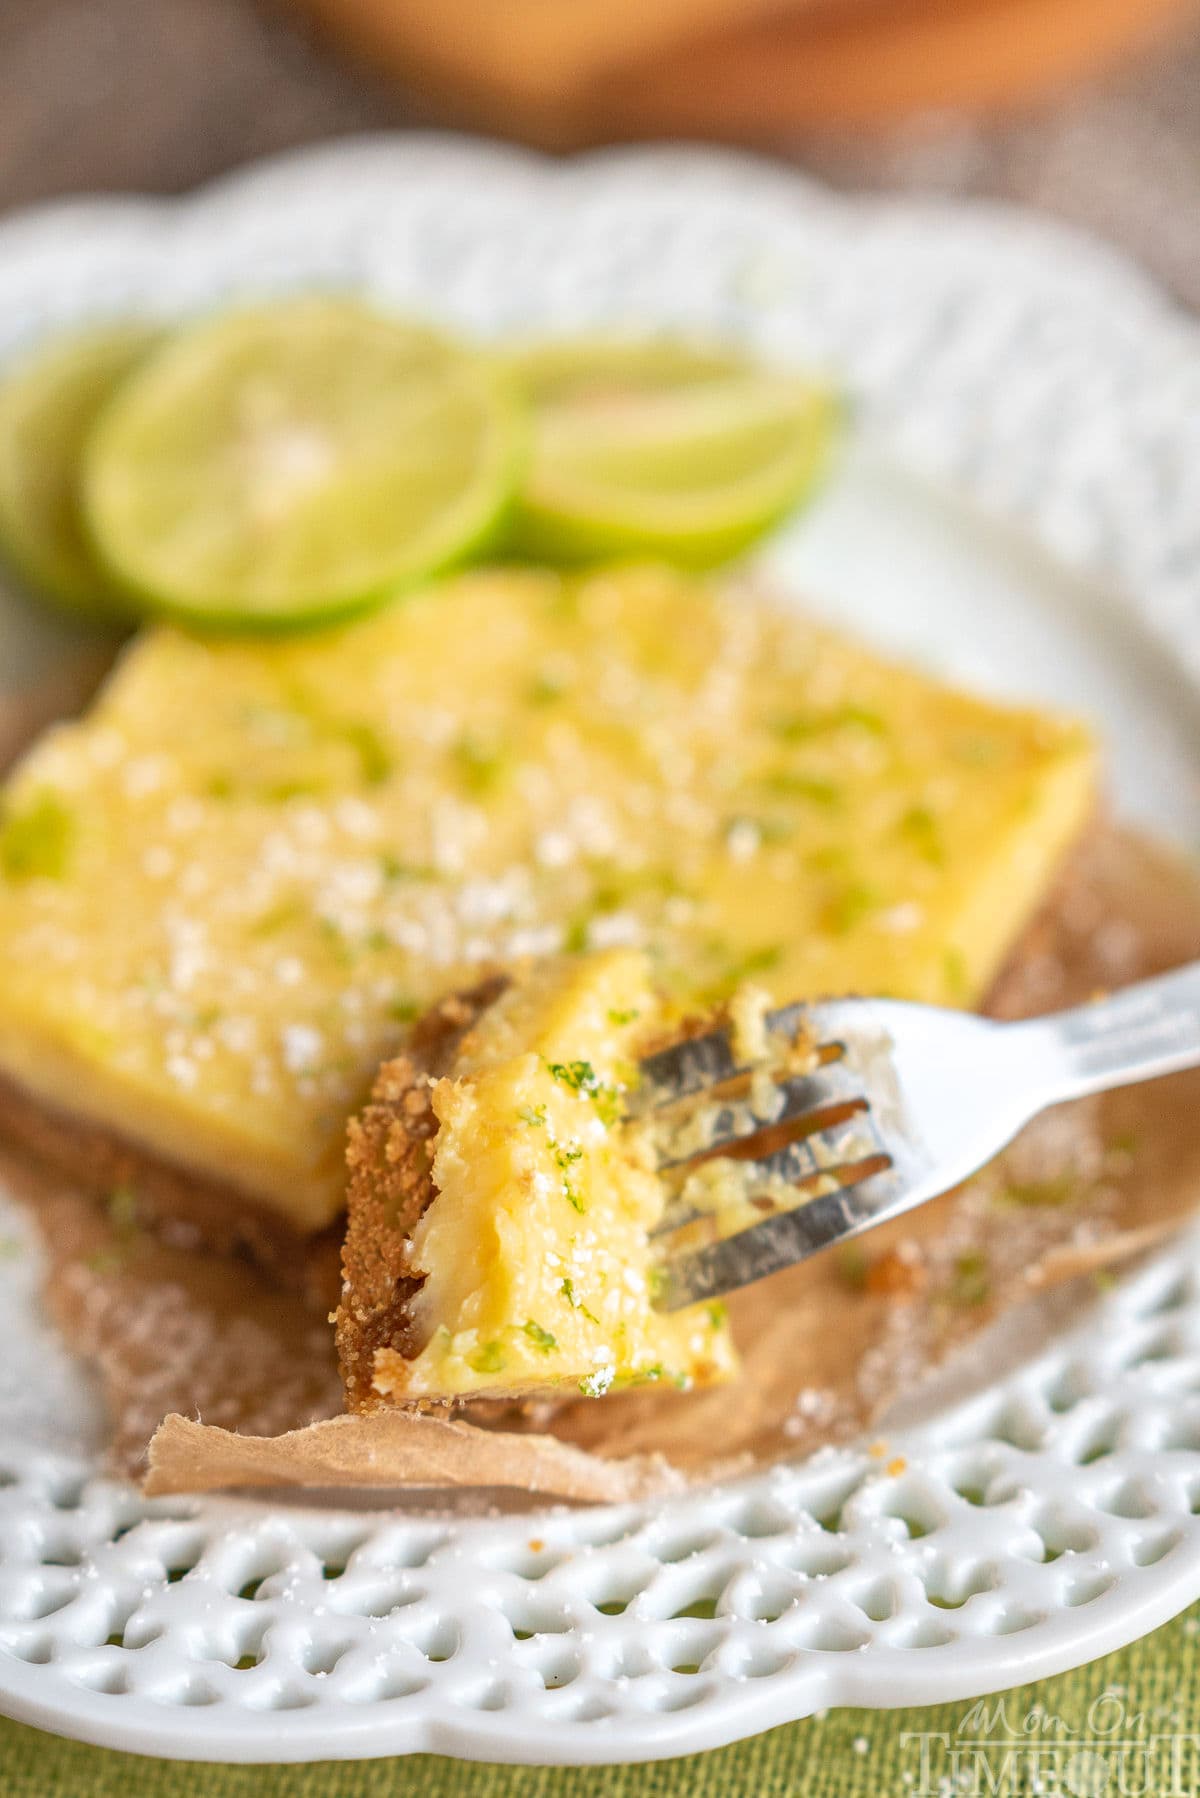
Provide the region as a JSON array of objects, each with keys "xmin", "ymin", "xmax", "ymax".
[
  {"xmin": 595, "ymin": 0, "xmax": 1200, "ymax": 136},
  {"xmin": 286, "ymin": 0, "xmax": 1199, "ymax": 142},
  {"xmin": 283, "ymin": 0, "xmax": 839, "ymax": 109}
]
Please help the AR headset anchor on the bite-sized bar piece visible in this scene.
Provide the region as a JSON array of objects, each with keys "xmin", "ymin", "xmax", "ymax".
[
  {"xmin": 0, "ymin": 565, "xmax": 1097, "ymax": 1245},
  {"xmin": 337, "ymin": 951, "xmax": 738, "ymax": 1405}
]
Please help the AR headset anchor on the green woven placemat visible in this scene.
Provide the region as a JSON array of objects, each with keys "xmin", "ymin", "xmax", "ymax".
[{"xmin": 3, "ymin": 1604, "xmax": 1199, "ymax": 1796}]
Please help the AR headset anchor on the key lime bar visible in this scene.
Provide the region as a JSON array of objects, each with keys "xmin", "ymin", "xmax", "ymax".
[
  {"xmin": 0, "ymin": 564, "xmax": 1096, "ymax": 1244},
  {"xmin": 339, "ymin": 951, "xmax": 738, "ymax": 1405}
]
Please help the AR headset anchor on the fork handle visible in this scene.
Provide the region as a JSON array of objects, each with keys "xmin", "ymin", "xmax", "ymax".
[{"xmin": 1023, "ymin": 959, "xmax": 1200, "ymax": 1104}]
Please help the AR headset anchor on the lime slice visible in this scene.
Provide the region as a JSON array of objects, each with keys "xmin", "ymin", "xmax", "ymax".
[
  {"xmin": 83, "ymin": 299, "xmax": 524, "ymax": 630},
  {"xmin": 507, "ymin": 338, "xmax": 839, "ymax": 568},
  {"xmin": 0, "ymin": 323, "xmax": 158, "ymax": 619}
]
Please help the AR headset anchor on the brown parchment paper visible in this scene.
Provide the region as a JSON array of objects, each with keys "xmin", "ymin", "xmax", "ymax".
[
  {"xmin": 145, "ymin": 1412, "xmax": 682, "ymax": 1502},
  {"xmin": 0, "ymin": 1150, "xmax": 345, "ymax": 1473}
]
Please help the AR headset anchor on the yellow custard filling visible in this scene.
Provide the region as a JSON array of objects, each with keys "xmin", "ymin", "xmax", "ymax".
[
  {"xmin": 382, "ymin": 950, "xmax": 736, "ymax": 1401},
  {"xmin": 0, "ymin": 564, "xmax": 1096, "ymax": 1232}
]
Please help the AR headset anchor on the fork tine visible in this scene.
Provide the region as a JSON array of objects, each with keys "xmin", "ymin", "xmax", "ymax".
[
  {"xmin": 633, "ymin": 1000, "xmax": 811, "ymax": 1110},
  {"xmin": 652, "ymin": 1108, "xmax": 889, "ymax": 1236},
  {"xmin": 653, "ymin": 1168, "xmax": 904, "ymax": 1310},
  {"xmin": 650, "ymin": 1059, "xmax": 868, "ymax": 1170},
  {"xmin": 715, "ymin": 1106, "xmax": 887, "ymax": 1188}
]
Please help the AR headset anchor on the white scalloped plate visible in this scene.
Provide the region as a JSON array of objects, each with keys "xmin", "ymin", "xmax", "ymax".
[{"xmin": 2, "ymin": 136, "xmax": 1200, "ymax": 1766}]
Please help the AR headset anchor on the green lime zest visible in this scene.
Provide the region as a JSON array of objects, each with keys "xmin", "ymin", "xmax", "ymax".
[
  {"xmin": 823, "ymin": 882, "xmax": 881, "ymax": 937},
  {"xmin": 0, "ymin": 790, "xmax": 75, "ymax": 880},
  {"xmin": 578, "ymin": 1367, "xmax": 615, "ymax": 1398},
  {"xmin": 335, "ymin": 720, "xmax": 393, "ymax": 786},
  {"xmin": 947, "ymin": 1252, "xmax": 990, "ymax": 1307},
  {"xmin": 563, "ymin": 916, "xmax": 590, "ymax": 954},
  {"xmin": 897, "ymin": 804, "xmax": 945, "ymax": 867},
  {"xmin": 772, "ymin": 702, "xmax": 889, "ymax": 741},
  {"xmin": 522, "ymin": 1320, "xmax": 558, "ymax": 1354},
  {"xmin": 381, "ymin": 854, "xmax": 437, "ymax": 883},
  {"xmin": 545, "ymin": 1058, "xmax": 623, "ymax": 1126},
  {"xmin": 997, "ymin": 1176, "xmax": 1076, "ymax": 1209},
  {"xmin": 452, "ymin": 730, "xmax": 509, "ymax": 797},
  {"xmin": 836, "ymin": 1243, "xmax": 869, "ymax": 1290},
  {"xmin": 107, "ymin": 1185, "xmax": 140, "ymax": 1238},
  {"xmin": 526, "ymin": 670, "xmax": 568, "ymax": 706},
  {"xmin": 467, "ymin": 1340, "xmax": 507, "ymax": 1375},
  {"xmin": 942, "ymin": 947, "xmax": 971, "ymax": 1003},
  {"xmin": 760, "ymin": 770, "xmax": 842, "ymax": 809},
  {"xmin": 554, "ymin": 1142, "xmax": 586, "ymax": 1213},
  {"xmin": 560, "ymin": 1278, "xmax": 600, "ymax": 1325}
]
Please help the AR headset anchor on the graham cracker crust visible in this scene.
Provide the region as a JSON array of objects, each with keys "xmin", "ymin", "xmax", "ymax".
[{"xmin": 0, "ymin": 1066, "xmax": 342, "ymax": 1288}]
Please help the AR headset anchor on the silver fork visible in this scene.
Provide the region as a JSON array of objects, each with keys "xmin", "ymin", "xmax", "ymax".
[{"xmin": 642, "ymin": 962, "xmax": 1200, "ymax": 1310}]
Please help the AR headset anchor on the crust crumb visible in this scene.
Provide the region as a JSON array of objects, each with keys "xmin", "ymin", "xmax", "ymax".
[{"xmin": 335, "ymin": 977, "xmax": 506, "ymax": 1410}]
